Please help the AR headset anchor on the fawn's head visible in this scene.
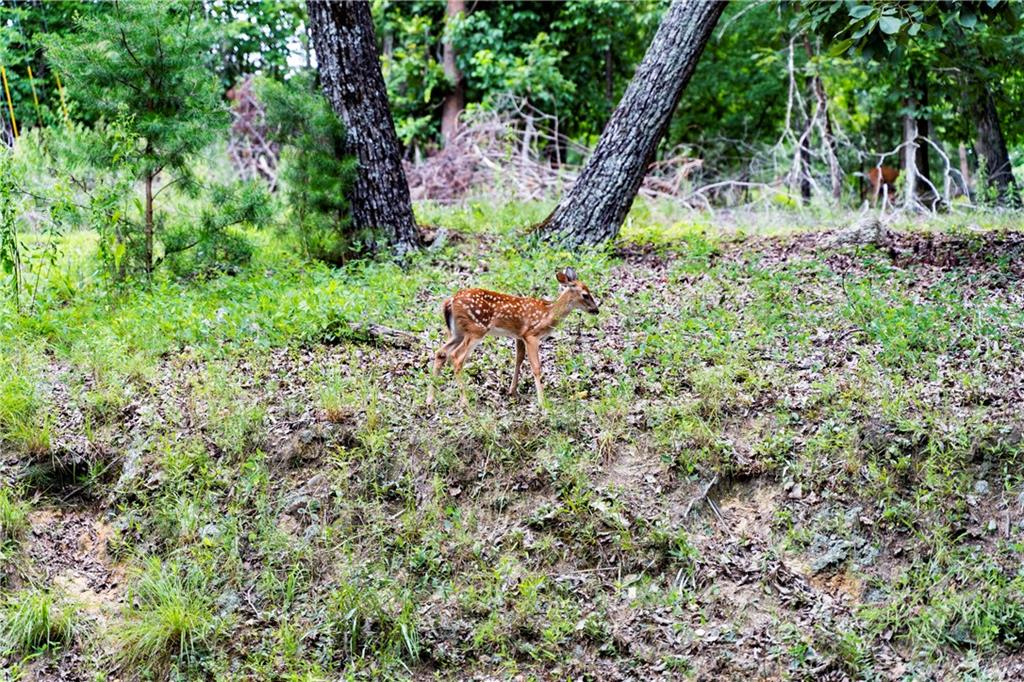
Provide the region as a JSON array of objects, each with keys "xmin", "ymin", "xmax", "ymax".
[{"xmin": 555, "ymin": 267, "xmax": 599, "ymax": 314}]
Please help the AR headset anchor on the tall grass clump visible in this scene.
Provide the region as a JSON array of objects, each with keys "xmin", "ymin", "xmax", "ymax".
[
  {"xmin": 0, "ymin": 354, "xmax": 51, "ymax": 456},
  {"xmin": 0, "ymin": 488, "xmax": 30, "ymax": 574},
  {"xmin": 115, "ymin": 558, "xmax": 224, "ymax": 672},
  {"xmin": 0, "ymin": 587, "xmax": 78, "ymax": 656}
]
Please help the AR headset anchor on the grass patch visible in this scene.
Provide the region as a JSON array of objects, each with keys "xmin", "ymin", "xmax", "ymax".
[
  {"xmin": 0, "ymin": 587, "xmax": 78, "ymax": 657},
  {"xmin": 0, "ymin": 353, "xmax": 52, "ymax": 456},
  {"xmin": 115, "ymin": 558, "xmax": 225, "ymax": 673}
]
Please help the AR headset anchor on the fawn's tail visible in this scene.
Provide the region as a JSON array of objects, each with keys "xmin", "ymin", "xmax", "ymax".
[{"xmin": 442, "ymin": 298, "xmax": 453, "ymax": 334}]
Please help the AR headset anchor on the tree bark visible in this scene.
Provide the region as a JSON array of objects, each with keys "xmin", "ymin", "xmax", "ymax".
[
  {"xmin": 537, "ymin": 0, "xmax": 724, "ymax": 247},
  {"xmin": 306, "ymin": 0, "xmax": 420, "ymax": 254},
  {"xmin": 441, "ymin": 0, "xmax": 466, "ymax": 147},
  {"xmin": 971, "ymin": 84, "xmax": 1019, "ymax": 207}
]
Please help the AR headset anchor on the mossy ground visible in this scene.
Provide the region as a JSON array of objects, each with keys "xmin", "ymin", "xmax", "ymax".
[{"xmin": 1, "ymin": 202, "xmax": 1023, "ymax": 680}]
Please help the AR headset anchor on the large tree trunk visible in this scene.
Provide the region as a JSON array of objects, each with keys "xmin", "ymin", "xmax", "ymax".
[
  {"xmin": 440, "ymin": 0, "xmax": 466, "ymax": 147},
  {"xmin": 306, "ymin": 0, "xmax": 420, "ymax": 254},
  {"xmin": 971, "ymin": 84, "xmax": 1019, "ymax": 207},
  {"xmin": 537, "ymin": 0, "xmax": 724, "ymax": 247}
]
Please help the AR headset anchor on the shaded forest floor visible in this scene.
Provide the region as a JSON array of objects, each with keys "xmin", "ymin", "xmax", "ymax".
[{"xmin": 2, "ymin": 204, "xmax": 1024, "ymax": 680}]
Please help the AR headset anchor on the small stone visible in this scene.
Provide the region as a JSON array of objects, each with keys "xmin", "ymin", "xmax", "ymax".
[
  {"xmin": 199, "ymin": 523, "xmax": 222, "ymax": 542},
  {"xmin": 987, "ymin": 519, "xmax": 998, "ymax": 533},
  {"xmin": 788, "ymin": 484, "xmax": 804, "ymax": 500},
  {"xmin": 974, "ymin": 480, "xmax": 991, "ymax": 495}
]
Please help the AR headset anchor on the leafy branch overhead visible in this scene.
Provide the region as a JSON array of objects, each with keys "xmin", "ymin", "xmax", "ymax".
[{"xmin": 800, "ymin": 0, "xmax": 1021, "ymax": 58}]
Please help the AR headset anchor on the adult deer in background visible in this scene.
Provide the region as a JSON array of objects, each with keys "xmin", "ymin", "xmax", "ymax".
[
  {"xmin": 426, "ymin": 268, "xmax": 599, "ymax": 408},
  {"xmin": 866, "ymin": 165, "xmax": 900, "ymax": 207}
]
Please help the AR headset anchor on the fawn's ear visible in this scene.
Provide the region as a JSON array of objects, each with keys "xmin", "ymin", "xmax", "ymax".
[
  {"xmin": 556, "ymin": 269, "xmax": 570, "ymax": 285},
  {"xmin": 563, "ymin": 266, "xmax": 578, "ymax": 282}
]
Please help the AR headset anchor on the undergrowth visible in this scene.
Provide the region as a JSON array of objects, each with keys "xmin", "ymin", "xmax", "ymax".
[{"xmin": 1, "ymin": 202, "xmax": 1023, "ymax": 678}]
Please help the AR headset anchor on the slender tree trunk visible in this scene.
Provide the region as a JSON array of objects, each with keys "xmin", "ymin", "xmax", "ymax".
[
  {"xmin": 537, "ymin": 0, "xmax": 724, "ymax": 246},
  {"xmin": 440, "ymin": 0, "xmax": 466, "ymax": 147},
  {"xmin": 306, "ymin": 0, "xmax": 420, "ymax": 254},
  {"xmin": 803, "ymin": 38, "xmax": 841, "ymax": 202},
  {"xmin": 793, "ymin": 63, "xmax": 812, "ymax": 205},
  {"xmin": 971, "ymin": 84, "xmax": 1019, "ymax": 207},
  {"xmin": 144, "ymin": 172, "xmax": 154, "ymax": 276},
  {"xmin": 958, "ymin": 142, "xmax": 972, "ymax": 198},
  {"xmin": 912, "ymin": 68, "xmax": 933, "ymax": 200},
  {"xmin": 902, "ymin": 109, "xmax": 919, "ymax": 210},
  {"xmin": 604, "ymin": 44, "xmax": 614, "ymax": 110},
  {"xmin": 798, "ymin": 137, "xmax": 812, "ymax": 204}
]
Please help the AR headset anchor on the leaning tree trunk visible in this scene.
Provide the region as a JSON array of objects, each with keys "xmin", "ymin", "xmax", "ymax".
[
  {"xmin": 307, "ymin": 0, "xmax": 420, "ymax": 254},
  {"xmin": 440, "ymin": 0, "xmax": 466, "ymax": 147},
  {"xmin": 536, "ymin": 0, "xmax": 724, "ymax": 247},
  {"xmin": 971, "ymin": 84, "xmax": 1019, "ymax": 207}
]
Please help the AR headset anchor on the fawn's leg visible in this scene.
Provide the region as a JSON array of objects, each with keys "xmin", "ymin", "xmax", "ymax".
[
  {"xmin": 508, "ymin": 339, "xmax": 525, "ymax": 396},
  {"xmin": 451, "ymin": 336, "xmax": 482, "ymax": 407},
  {"xmin": 426, "ymin": 334, "xmax": 462, "ymax": 405},
  {"xmin": 524, "ymin": 337, "xmax": 545, "ymax": 408}
]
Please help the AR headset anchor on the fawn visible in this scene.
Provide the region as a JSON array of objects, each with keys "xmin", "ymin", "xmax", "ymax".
[{"xmin": 426, "ymin": 267, "xmax": 599, "ymax": 407}]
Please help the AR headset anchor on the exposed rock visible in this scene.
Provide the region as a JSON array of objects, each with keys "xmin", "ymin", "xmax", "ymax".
[{"xmin": 825, "ymin": 216, "xmax": 891, "ymax": 248}]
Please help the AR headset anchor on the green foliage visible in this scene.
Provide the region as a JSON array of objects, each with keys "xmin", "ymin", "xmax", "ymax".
[
  {"xmin": 43, "ymin": 0, "xmax": 223, "ymax": 178},
  {"xmin": 259, "ymin": 73, "xmax": 360, "ymax": 263},
  {"xmin": 205, "ymin": 0, "xmax": 307, "ymax": 91},
  {"xmin": 162, "ymin": 180, "xmax": 271, "ymax": 277},
  {"xmin": 0, "ymin": 1, "xmax": 108, "ymax": 130},
  {"xmin": 672, "ymin": 3, "xmax": 791, "ymax": 164},
  {"xmin": 0, "ymin": 351, "xmax": 51, "ymax": 456},
  {"xmin": 801, "ymin": 0, "xmax": 1019, "ymax": 60},
  {"xmin": 0, "ymin": 587, "xmax": 78, "ymax": 657},
  {"xmin": 42, "ymin": 0, "xmax": 230, "ymax": 277},
  {"xmin": 116, "ymin": 557, "xmax": 225, "ymax": 672},
  {"xmin": 0, "ymin": 151, "xmax": 23, "ymax": 306},
  {"xmin": 328, "ymin": 577, "xmax": 420, "ymax": 664},
  {"xmin": 374, "ymin": 0, "xmax": 662, "ymax": 147}
]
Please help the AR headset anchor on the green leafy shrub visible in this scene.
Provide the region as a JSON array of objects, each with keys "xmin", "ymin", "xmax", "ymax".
[
  {"xmin": 259, "ymin": 73, "xmax": 359, "ymax": 264},
  {"xmin": 43, "ymin": 0, "xmax": 255, "ymax": 279},
  {"xmin": 162, "ymin": 181, "xmax": 270, "ymax": 278}
]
